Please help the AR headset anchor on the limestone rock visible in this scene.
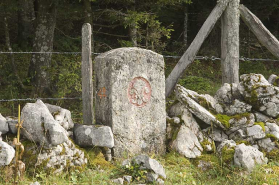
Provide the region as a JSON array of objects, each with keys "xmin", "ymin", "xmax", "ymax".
[
  {"xmin": 226, "ymin": 113, "xmax": 255, "ymax": 135},
  {"xmin": 21, "ymin": 100, "xmax": 68, "ymax": 147},
  {"xmin": 268, "ymin": 74, "xmax": 278, "ymax": 85},
  {"xmin": 247, "ymin": 125, "xmax": 266, "ymax": 140},
  {"xmin": 257, "ymin": 138, "xmax": 276, "ymax": 152},
  {"xmin": 217, "ymin": 140, "xmax": 236, "ymax": 156},
  {"xmin": 36, "ymin": 139, "xmax": 87, "ymax": 173},
  {"xmin": 73, "ymin": 124, "xmax": 114, "ymax": 148},
  {"xmin": 45, "ymin": 103, "xmax": 74, "ymax": 130},
  {"xmin": 203, "ymin": 127, "xmax": 228, "ymax": 143},
  {"xmin": 0, "ymin": 114, "xmax": 9, "ymax": 135},
  {"xmin": 95, "ymin": 48, "xmax": 166, "ymax": 157},
  {"xmin": 238, "ymin": 74, "xmax": 279, "ymax": 118},
  {"xmin": 6, "ymin": 117, "xmax": 17, "ymax": 134},
  {"xmin": 215, "ymin": 83, "xmax": 242, "ymax": 105},
  {"xmin": 123, "ymin": 175, "xmax": 132, "ymax": 183},
  {"xmin": 112, "ymin": 178, "xmax": 124, "ymax": 184},
  {"xmin": 171, "ymin": 124, "xmax": 203, "ymax": 158},
  {"xmin": 224, "ymin": 100, "xmax": 252, "ymax": 116},
  {"xmin": 229, "ymin": 129, "xmax": 247, "ymax": 142},
  {"xmin": 146, "ymin": 172, "xmax": 159, "ymax": 182},
  {"xmin": 175, "ymin": 85, "xmax": 225, "ymax": 130},
  {"xmin": 265, "ymin": 122, "xmax": 279, "ymax": 139},
  {"xmin": 133, "ymin": 155, "xmax": 166, "ymax": 179},
  {"xmin": 197, "ymin": 160, "xmax": 213, "ymax": 171},
  {"xmin": 253, "ymin": 112, "xmax": 270, "ymax": 122},
  {"xmin": 234, "ymin": 143, "xmax": 268, "ymax": 171},
  {"xmin": 0, "ymin": 140, "xmax": 15, "ymax": 166}
]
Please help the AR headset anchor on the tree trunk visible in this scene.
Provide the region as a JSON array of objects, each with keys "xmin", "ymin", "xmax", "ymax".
[
  {"xmin": 165, "ymin": 0, "xmax": 232, "ymax": 97},
  {"xmin": 221, "ymin": 0, "xmax": 240, "ymax": 84},
  {"xmin": 129, "ymin": 0, "xmax": 137, "ymax": 47},
  {"xmin": 17, "ymin": 0, "xmax": 35, "ymax": 50},
  {"xmin": 4, "ymin": 15, "xmax": 25, "ymax": 89},
  {"xmin": 183, "ymin": 4, "xmax": 188, "ymax": 47},
  {"xmin": 29, "ymin": 0, "xmax": 57, "ymax": 96},
  {"xmin": 239, "ymin": 4, "xmax": 279, "ymax": 59}
]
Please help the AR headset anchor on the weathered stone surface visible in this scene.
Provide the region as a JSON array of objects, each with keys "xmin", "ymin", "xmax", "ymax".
[
  {"xmin": 45, "ymin": 103, "xmax": 74, "ymax": 130},
  {"xmin": 36, "ymin": 139, "xmax": 87, "ymax": 173},
  {"xmin": 176, "ymin": 87, "xmax": 223, "ymax": 113},
  {"xmin": 226, "ymin": 113, "xmax": 255, "ymax": 135},
  {"xmin": 215, "ymin": 83, "xmax": 242, "ymax": 104},
  {"xmin": 0, "ymin": 140, "xmax": 15, "ymax": 166},
  {"xmin": 95, "ymin": 48, "xmax": 166, "ymax": 157},
  {"xmin": 73, "ymin": 124, "xmax": 114, "ymax": 148},
  {"xmin": 146, "ymin": 172, "xmax": 159, "ymax": 182},
  {"xmin": 171, "ymin": 124, "xmax": 203, "ymax": 158},
  {"xmin": 257, "ymin": 138, "xmax": 276, "ymax": 152},
  {"xmin": 203, "ymin": 127, "xmax": 228, "ymax": 143},
  {"xmin": 112, "ymin": 178, "xmax": 124, "ymax": 184},
  {"xmin": 133, "ymin": 155, "xmax": 166, "ymax": 179},
  {"xmin": 247, "ymin": 125, "xmax": 266, "ymax": 140},
  {"xmin": 234, "ymin": 143, "xmax": 268, "ymax": 171},
  {"xmin": 30, "ymin": 181, "xmax": 40, "ymax": 185},
  {"xmin": 224, "ymin": 100, "xmax": 252, "ymax": 115},
  {"xmin": 0, "ymin": 114, "xmax": 9, "ymax": 135},
  {"xmin": 253, "ymin": 112, "xmax": 270, "ymax": 122},
  {"xmin": 123, "ymin": 175, "xmax": 132, "ymax": 183},
  {"xmin": 229, "ymin": 129, "xmax": 246, "ymax": 141},
  {"xmin": 21, "ymin": 100, "xmax": 68, "ymax": 147},
  {"xmin": 6, "ymin": 117, "xmax": 17, "ymax": 134},
  {"xmin": 217, "ymin": 140, "xmax": 236, "ymax": 155},
  {"xmin": 238, "ymin": 74, "xmax": 279, "ymax": 118},
  {"xmin": 175, "ymin": 85, "xmax": 225, "ymax": 130},
  {"xmin": 197, "ymin": 160, "xmax": 213, "ymax": 171},
  {"xmin": 268, "ymin": 74, "xmax": 278, "ymax": 85},
  {"xmin": 265, "ymin": 122, "xmax": 279, "ymax": 139}
]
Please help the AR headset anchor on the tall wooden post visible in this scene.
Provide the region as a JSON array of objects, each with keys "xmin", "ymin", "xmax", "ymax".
[
  {"xmin": 165, "ymin": 0, "xmax": 232, "ymax": 97},
  {"xmin": 221, "ymin": 0, "xmax": 240, "ymax": 84},
  {"xmin": 82, "ymin": 23, "xmax": 94, "ymax": 125}
]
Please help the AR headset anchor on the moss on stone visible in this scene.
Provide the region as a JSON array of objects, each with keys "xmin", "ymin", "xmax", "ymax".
[
  {"xmin": 266, "ymin": 133, "xmax": 278, "ymax": 141},
  {"xmin": 215, "ymin": 114, "xmax": 231, "ymax": 129},
  {"xmin": 85, "ymin": 147, "xmax": 114, "ymax": 170},
  {"xmin": 236, "ymin": 140, "xmax": 250, "ymax": 145},
  {"xmin": 266, "ymin": 149, "xmax": 279, "ymax": 161},
  {"xmin": 200, "ymin": 139, "xmax": 215, "ymax": 153},
  {"xmin": 254, "ymin": 122, "xmax": 265, "ymax": 132},
  {"xmin": 221, "ymin": 146, "xmax": 235, "ymax": 165},
  {"xmin": 273, "ymin": 77, "xmax": 279, "ymax": 86}
]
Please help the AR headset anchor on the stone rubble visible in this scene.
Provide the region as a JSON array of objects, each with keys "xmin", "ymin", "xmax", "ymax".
[
  {"xmin": 168, "ymin": 73, "xmax": 279, "ymax": 171},
  {"xmin": 0, "ymin": 140, "xmax": 15, "ymax": 166}
]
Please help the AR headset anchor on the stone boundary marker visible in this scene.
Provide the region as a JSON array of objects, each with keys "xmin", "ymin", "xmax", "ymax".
[{"xmin": 95, "ymin": 47, "xmax": 166, "ymax": 157}]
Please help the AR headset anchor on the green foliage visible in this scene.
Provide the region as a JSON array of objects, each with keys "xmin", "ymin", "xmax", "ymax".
[
  {"xmin": 221, "ymin": 146, "xmax": 235, "ymax": 165},
  {"xmin": 215, "ymin": 114, "xmax": 231, "ymax": 129},
  {"xmin": 178, "ymin": 76, "xmax": 214, "ymax": 94}
]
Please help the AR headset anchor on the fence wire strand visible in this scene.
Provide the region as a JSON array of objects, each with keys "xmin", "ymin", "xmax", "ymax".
[
  {"xmin": 1, "ymin": 51, "xmax": 279, "ymax": 62},
  {"xmin": 0, "ymin": 51, "xmax": 278, "ymax": 102}
]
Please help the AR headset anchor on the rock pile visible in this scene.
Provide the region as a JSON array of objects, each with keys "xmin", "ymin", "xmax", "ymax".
[
  {"xmin": 0, "ymin": 99, "xmax": 114, "ymax": 173},
  {"xmin": 168, "ymin": 73, "xmax": 279, "ymax": 171}
]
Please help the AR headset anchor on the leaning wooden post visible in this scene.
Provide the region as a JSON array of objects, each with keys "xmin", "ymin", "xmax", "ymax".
[
  {"xmin": 221, "ymin": 0, "xmax": 240, "ymax": 84},
  {"xmin": 165, "ymin": 0, "xmax": 232, "ymax": 97},
  {"xmin": 239, "ymin": 5, "xmax": 279, "ymax": 59},
  {"xmin": 82, "ymin": 23, "xmax": 94, "ymax": 125}
]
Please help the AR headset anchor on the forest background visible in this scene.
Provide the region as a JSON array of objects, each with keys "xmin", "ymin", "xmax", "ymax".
[{"xmin": 0, "ymin": 0, "xmax": 279, "ymax": 120}]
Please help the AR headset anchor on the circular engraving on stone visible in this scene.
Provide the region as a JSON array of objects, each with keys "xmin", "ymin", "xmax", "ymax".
[{"xmin": 128, "ymin": 77, "xmax": 151, "ymax": 107}]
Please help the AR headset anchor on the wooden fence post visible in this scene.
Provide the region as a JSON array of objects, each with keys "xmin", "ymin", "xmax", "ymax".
[
  {"xmin": 240, "ymin": 5, "xmax": 279, "ymax": 59},
  {"xmin": 82, "ymin": 23, "xmax": 94, "ymax": 125},
  {"xmin": 221, "ymin": 0, "xmax": 240, "ymax": 84},
  {"xmin": 165, "ymin": 0, "xmax": 232, "ymax": 97}
]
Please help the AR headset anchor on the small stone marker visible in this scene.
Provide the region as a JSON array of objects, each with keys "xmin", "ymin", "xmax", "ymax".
[{"xmin": 95, "ymin": 47, "xmax": 166, "ymax": 157}]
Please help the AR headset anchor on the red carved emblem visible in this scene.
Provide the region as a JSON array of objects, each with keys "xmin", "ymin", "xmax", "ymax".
[{"xmin": 128, "ymin": 77, "xmax": 151, "ymax": 107}]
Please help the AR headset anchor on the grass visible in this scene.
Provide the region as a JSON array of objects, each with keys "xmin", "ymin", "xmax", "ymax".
[{"xmin": 1, "ymin": 150, "xmax": 278, "ymax": 185}]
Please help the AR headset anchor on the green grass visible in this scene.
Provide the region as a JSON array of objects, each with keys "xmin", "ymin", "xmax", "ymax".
[{"xmin": 1, "ymin": 150, "xmax": 278, "ymax": 185}]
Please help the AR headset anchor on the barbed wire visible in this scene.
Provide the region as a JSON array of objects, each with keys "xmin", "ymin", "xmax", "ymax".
[
  {"xmin": 1, "ymin": 51, "xmax": 279, "ymax": 62},
  {"xmin": 0, "ymin": 97, "xmax": 81, "ymax": 102}
]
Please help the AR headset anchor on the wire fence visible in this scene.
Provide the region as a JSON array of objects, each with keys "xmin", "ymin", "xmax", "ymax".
[
  {"xmin": 0, "ymin": 51, "xmax": 278, "ymax": 103},
  {"xmin": 1, "ymin": 51, "xmax": 279, "ymax": 62}
]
